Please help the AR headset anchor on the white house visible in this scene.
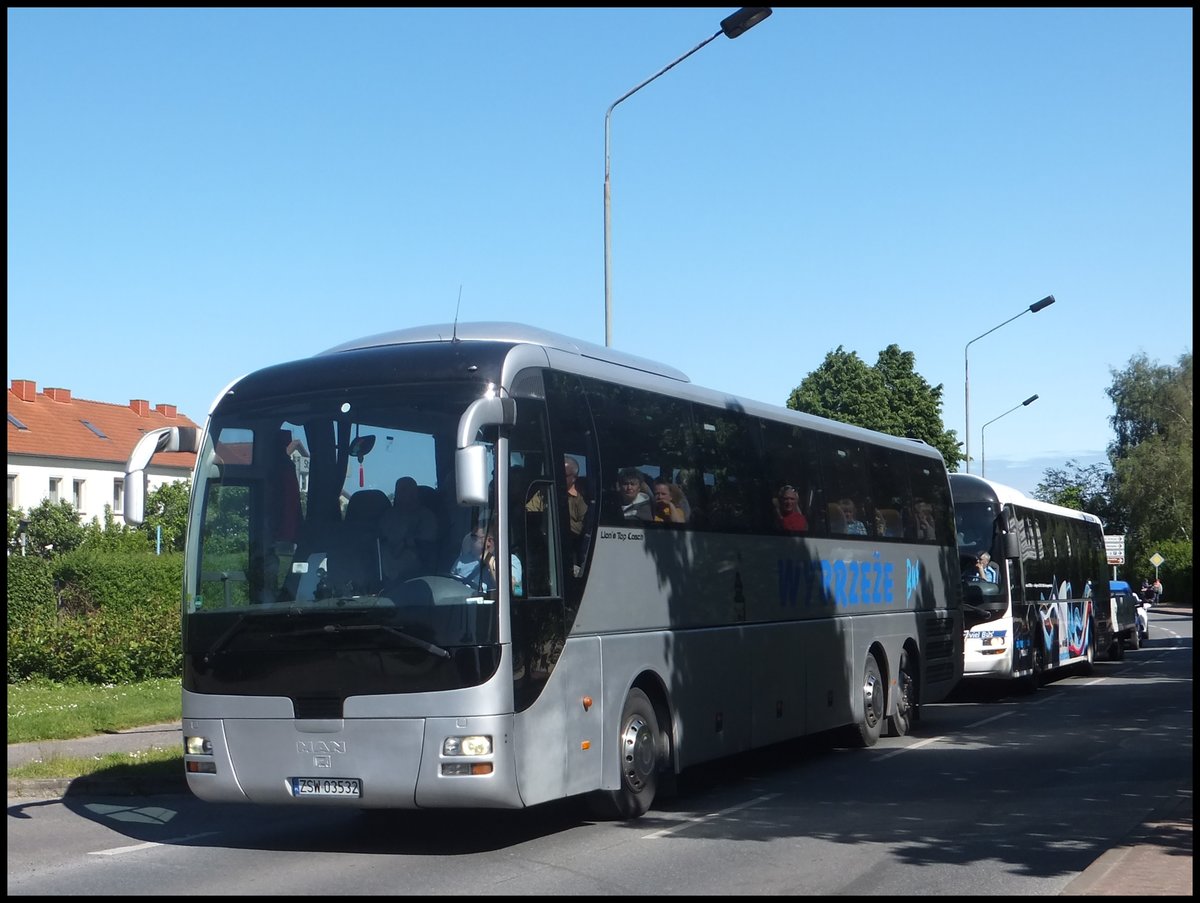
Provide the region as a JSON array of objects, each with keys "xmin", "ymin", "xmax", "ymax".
[{"xmin": 7, "ymin": 378, "xmax": 199, "ymax": 527}]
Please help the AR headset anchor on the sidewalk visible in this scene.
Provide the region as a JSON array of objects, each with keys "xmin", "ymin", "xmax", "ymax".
[{"xmin": 7, "ymin": 720, "xmax": 186, "ymax": 798}]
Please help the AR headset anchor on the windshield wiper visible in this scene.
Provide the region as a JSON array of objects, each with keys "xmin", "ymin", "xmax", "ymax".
[
  {"xmin": 275, "ymin": 623, "xmax": 450, "ymax": 659},
  {"xmin": 202, "ymin": 614, "xmax": 248, "ymax": 665}
]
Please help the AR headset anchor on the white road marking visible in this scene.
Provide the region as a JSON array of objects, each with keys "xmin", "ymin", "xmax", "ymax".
[
  {"xmin": 643, "ymin": 793, "xmax": 780, "ymax": 839},
  {"xmin": 90, "ymin": 831, "xmax": 218, "ymax": 856}
]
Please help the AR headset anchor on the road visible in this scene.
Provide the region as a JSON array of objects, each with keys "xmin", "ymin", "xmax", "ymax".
[{"xmin": 7, "ymin": 610, "xmax": 1191, "ymax": 895}]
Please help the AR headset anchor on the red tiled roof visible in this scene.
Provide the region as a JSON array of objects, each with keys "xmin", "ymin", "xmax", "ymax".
[{"xmin": 7, "ymin": 379, "xmax": 199, "ymax": 470}]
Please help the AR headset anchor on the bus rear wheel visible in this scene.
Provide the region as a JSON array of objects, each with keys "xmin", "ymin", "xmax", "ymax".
[
  {"xmin": 888, "ymin": 649, "xmax": 917, "ymax": 738},
  {"xmin": 588, "ymin": 688, "xmax": 660, "ymax": 820}
]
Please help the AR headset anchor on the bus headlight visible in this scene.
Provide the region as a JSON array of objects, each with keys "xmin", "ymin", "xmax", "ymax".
[
  {"xmin": 185, "ymin": 735, "xmax": 213, "ymax": 756},
  {"xmin": 442, "ymin": 735, "xmax": 492, "ymax": 757}
]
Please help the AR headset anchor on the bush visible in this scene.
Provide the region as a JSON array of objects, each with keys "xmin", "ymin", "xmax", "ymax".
[
  {"xmin": 6, "ymin": 549, "xmax": 183, "ymax": 684},
  {"xmin": 6, "ymin": 554, "xmax": 55, "ymax": 630},
  {"xmin": 52, "ymin": 548, "xmax": 183, "ymax": 617}
]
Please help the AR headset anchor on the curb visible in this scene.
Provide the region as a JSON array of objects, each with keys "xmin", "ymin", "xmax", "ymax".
[{"xmin": 7, "ymin": 773, "xmax": 189, "ymax": 799}]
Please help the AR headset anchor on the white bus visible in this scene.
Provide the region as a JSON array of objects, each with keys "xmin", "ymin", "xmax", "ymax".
[
  {"xmin": 124, "ymin": 323, "xmax": 963, "ymax": 818},
  {"xmin": 951, "ymin": 473, "xmax": 1116, "ymax": 692}
]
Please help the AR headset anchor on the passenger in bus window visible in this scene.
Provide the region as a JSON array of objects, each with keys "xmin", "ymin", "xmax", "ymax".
[
  {"xmin": 911, "ymin": 500, "xmax": 937, "ymax": 541},
  {"xmin": 840, "ymin": 498, "xmax": 868, "ymax": 535},
  {"xmin": 380, "ymin": 476, "xmax": 439, "ymax": 581},
  {"xmin": 773, "ymin": 485, "xmax": 809, "ymax": 533},
  {"xmin": 617, "ymin": 467, "xmax": 652, "ymax": 521},
  {"xmin": 875, "ymin": 508, "xmax": 902, "ymax": 537},
  {"xmin": 651, "ymin": 477, "xmax": 687, "ymax": 524}
]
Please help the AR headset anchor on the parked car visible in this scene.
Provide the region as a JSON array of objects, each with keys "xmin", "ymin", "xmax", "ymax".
[{"xmin": 1108, "ymin": 580, "xmax": 1141, "ymax": 654}]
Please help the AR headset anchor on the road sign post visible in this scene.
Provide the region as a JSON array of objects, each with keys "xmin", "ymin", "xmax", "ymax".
[{"xmin": 1150, "ymin": 551, "xmax": 1164, "ymax": 579}]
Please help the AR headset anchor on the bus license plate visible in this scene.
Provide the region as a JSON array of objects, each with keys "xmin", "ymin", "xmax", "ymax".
[{"xmin": 291, "ymin": 777, "xmax": 361, "ymax": 798}]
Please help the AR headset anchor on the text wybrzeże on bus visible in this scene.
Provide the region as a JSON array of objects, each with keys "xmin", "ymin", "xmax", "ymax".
[
  {"xmin": 952, "ymin": 473, "xmax": 1118, "ymax": 692},
  {"xmin": 123, "ymin": 323, "xmax": 964, "ymax": 818}
]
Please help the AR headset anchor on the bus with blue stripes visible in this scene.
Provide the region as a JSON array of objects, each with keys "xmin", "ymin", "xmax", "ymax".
[{"xmin": 124, "ymin": 323, "xmax": 963, "ymax": 818}]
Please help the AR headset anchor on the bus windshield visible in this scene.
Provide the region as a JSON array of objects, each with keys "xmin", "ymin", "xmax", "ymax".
[
  {"xmin": 184, "ymin": 380, "xmax": 505, "ymax": 693},
  {"xmin": 954, "ymin": 498, "xmax": 1007, "ymax": 624}
]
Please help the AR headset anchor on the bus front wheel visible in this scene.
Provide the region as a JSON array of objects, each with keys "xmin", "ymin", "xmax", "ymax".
[
  {"xmin": 852, "ymin": 653, "xmax": 884, "ymax": 747},
  {"xmin": 589, "ymin": 688, "xmax": 660, "ymax": 820}
]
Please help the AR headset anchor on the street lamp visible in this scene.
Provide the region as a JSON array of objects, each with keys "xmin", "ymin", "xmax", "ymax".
[
  {"xmin": 963, "ymin": 294, "xmax": 1055, "ymax": 473},
  {"xmin": 981, "ymin": 394, "xmax": 1039, "ymax": 478},
  {"xmin": 603, "ymin": 7, "xmax": 772, "ymax": 347}
]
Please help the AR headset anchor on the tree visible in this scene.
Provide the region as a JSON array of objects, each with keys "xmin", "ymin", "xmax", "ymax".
[
  {"xmin": 787, "ymin": 344, "xmax": 964, "ymax": 469},
  {"xmin": 1104, "ymin": 351, "xmax": 1192, "ymax": 596},
  {"xmin": 139, "ymin": 480, "xmax": 191, "ymax": 553},
  {"xmin": 1107, "ymin": 352, "xmax": 1192, "ymax": 541},
  {"xmin": 1033, "ymin": 460, "xmax": 1121, "ymax": 528},
  {"xmin": 16, "ymin": 499, "xmax": 86, "ymax": 559}
]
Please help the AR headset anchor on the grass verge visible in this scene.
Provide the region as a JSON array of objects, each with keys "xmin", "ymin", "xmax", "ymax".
[
  {"xmin": 7, "ymin": 678, "xmax": 184, "ymax": 783},
  {"xmin": 7, "ymin": 677, "xmax": 182, "ymax": 744},
  {"xmin": 8, "ymin": 746, "xmax": 184, "ymax": 782}
]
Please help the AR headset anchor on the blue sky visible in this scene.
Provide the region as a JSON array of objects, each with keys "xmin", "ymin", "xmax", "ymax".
[{"xmin": 7, "ymin": 8, "xmax": 1193, "ymax": 497}]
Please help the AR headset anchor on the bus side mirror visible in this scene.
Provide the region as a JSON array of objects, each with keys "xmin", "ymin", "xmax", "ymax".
[
  {"xmin": 124, "ymin": 426, "xmax": 200, "ymax": 525},
  {"xmin": 456, "ymin": 444, "xmax": 491, "ymax": 506},
  {"xmin": 1000, "ymin": 531, "xmax": 1019, "ymax": 560},
  {"xmin": 454, "ymin": 395, "xmax": 516, "ymax": 506}
]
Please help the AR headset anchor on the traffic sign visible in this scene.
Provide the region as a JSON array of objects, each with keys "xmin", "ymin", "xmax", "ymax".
[
  {"xmin": 1150, "ymin": 552, "xmax": 1164, "ymax": 568},
  {"xmin": 1104, "ymin": 534, "xmax": 1126, "ymax": 565}
]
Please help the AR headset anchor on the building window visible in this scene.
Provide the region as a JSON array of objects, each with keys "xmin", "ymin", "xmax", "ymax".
[
  {"xmin": 49, "ymin": 477, "xmax": 61, "ymax": 504},
  {"xmin": 113, "ymin": 478, "xmax": 124, "ymax": 515},
  {"xmin": 7, "ymin": 475, "xmax": 15, "ymax": 509},
  {"xmin": 73, "ymin": 479, "xmax": 86, "ymax": 511},
  {"xmin": 80, "ymin": 419, "xmax": 109, "ymax": 439}
]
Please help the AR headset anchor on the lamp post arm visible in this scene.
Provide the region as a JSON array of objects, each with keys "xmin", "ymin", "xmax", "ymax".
[
  {"xmin": 980, "ymin": 394, "xmax": 1039, "ymax": 478},
  {"xmin": 964, "ymin": 307, "xmax": 1036, "ymax": 473},
  {"xmin": 603, "ymin": 29, "xmax": 722, "ymax": 348}
]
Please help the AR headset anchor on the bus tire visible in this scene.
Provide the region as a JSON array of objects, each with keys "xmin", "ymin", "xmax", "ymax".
[
  {"xmin": 1078, "ymin": 620, "xmax": 1096, "ymax": 675},
  {"xmin": 853, "ymin": 652, "xmax": 884, "ymax": 747},
  {"xmin": 887, "ymin": 648, "xmax": 917, "ymax": 738},
  {"xmin": 589, "ymin": 688, "xmax": 660, "ymax": 820},
  {"xmin": 1017, "ymin": 632, "xmax": 1043, "ymax": 695}
]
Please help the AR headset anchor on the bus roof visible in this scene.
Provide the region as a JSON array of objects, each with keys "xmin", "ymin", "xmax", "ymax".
[
  {"xmin": 949, "ymin": 473, "xmax": 1104, "ymax": 526},
  {"xmin": 315, "ymin": 322, "xmax": 945, "ymax": 464},
  {"xmin": 319, "ymin": 321, "xmax": 691, "ymax": 383}
]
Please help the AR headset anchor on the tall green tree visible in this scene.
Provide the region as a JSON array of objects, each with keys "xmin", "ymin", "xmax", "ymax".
[
  {"xmin": 787, "ymin": 344, "xmax": 963, "ymax": 469},
  {"xmin": 1105, "ymin": 351, "xmax": 1192, "ymax": 595},
  {"xmin": 1107, "ymin": 352, "xmax": 1192, "ymax": 545}
]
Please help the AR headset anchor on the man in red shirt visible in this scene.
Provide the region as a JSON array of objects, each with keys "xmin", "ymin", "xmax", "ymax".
[{"xmin": 775, "ymin": 485, "xmax": 808, "ymax": 533}]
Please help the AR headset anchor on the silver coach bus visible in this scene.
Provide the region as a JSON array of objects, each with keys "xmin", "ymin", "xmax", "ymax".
[{"xmin": 124, "ymin": 323, "xmax": 963, "ymax": 818}]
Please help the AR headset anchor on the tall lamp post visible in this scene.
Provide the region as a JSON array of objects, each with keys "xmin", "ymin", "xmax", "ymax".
[
  {"xmin": 964, "ymin": 294, "xmax": 1055, "ymax": 472},
  {"xmin": 981, "ymin": 394, "xmax": 1039, "ymax": 478},
  {"xmin": 603, "ymin": 7, "xmax": 772, "ymax": 348}
]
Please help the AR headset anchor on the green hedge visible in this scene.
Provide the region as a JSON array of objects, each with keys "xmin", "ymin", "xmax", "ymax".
[
  {"xmin": 7, "ymin": 549, "xmax": 183, "ymax": 684},
  {"xmin": 6, "ymin": 555, "xmax": 55, "ymax": 630}
]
